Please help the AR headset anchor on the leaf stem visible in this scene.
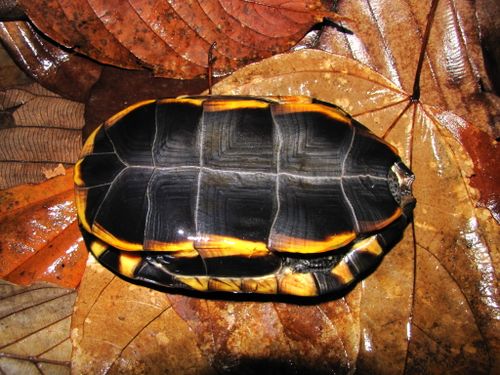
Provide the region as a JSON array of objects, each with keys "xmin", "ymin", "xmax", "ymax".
[
  {"xmin": 208, "ymin": 42, "xmax": 217, "ymax": 95},
  {"xmin": 411, "ymin": 0, "xmax": 440, "ymax": 102}
]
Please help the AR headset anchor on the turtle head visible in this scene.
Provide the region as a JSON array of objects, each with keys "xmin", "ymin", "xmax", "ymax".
[{"xmin": 388, "ymin": 161, "xmax": 416, "ymax": 215}]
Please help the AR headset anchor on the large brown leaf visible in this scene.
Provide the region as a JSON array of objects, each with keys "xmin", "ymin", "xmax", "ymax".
[
  {"xmin": 70, "ymin": 50, "xmax": 499, "ymax": 374},
  {"xmin": 0, "ymin": 82, "xmax": 84, "ymax": 189},
  {"xmin": 17, "ymin": 0, "xmax": 339, "ymax": 79},
  {"xmin": 316, "ymin": 0, "xmax": 500, "ymax": 219},
  {"xmin": 0, "ymin": 21, "xmax": 101, "ymax": 102},
  {"xmin": 72, "ymin": 261, "xmax": 362, "ymax": 374},
  {"xmin": 0, "ymin": 280, "xmax": 76, "ymax": 374}
]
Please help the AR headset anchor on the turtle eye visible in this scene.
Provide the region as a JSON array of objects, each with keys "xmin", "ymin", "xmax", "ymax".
[{"xmin": 388, "ymin": 161, "xmax": 415, "ymax": 210}]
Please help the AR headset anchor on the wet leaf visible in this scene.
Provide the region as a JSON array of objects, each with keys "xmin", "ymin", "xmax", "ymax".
[
  {"xmin": 17, "ymin": 0, "xmax": 340, "ymax": 79},
  {"xmin": 0, "ymin": 280, "xmax": 76, "ymax": 374},
  {"xmin": 72, "ymin": 261, "xmax": 362, "ymax": 374},
  {"xmin": 0, "ymin": 83, "xmax": 84, "ymax": 189},
  {"xmin": 0, "ymin": 21, "xmax": 101, "ymax": 102},
  {"xmin": 71, "ymin": 50, "xmax": 498, "ymax": 373},
  {"xmin": 313, "ymin": 0, "xmax": 500, "ymax": 218},
  {"xmin": 213, "ymin": 49, "xmax": 499, "ymax": 373},
  {"xmin": 0, "ymin": 170, "xmax": 88, "ymax": 289}
]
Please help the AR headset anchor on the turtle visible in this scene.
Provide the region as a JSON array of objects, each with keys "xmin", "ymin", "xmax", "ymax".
[{"xmin": 74, "ymin": 95, "xmax": 415, "ymax": 297}]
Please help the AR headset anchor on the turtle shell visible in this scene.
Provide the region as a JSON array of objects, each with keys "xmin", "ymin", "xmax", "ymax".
[{"xmin": 75, "ymin": 96, "xmax": 415, "ymax": 296}]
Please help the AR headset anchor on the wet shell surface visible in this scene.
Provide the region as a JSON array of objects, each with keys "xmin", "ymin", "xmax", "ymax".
[{"xmin": 75, "ymin": 96, "xmax": 415, "ymax": 296}]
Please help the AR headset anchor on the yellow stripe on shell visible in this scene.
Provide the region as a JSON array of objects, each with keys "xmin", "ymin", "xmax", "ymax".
[
  {"xmin": 73, "ymin": 159, "xmax": 85, "ymax": 187},
  {"xmin": 104, "ymin": 99, "xmax": 156, "ymax": 128},
  {"xmin": 242, "ymin": 276, "xmax": 278, "ymax": 294},
  {"xmin": 89, "ymin": 239, "xmax": 108, "ymax": 258},
  {"xmin": 208, "ymin": 278, "xmax": 242, "ymax": 292},
  {"xmin": 363, "ymin": 207, "xmax": 402, "ymax": 232},
  {"xmin": 92, "ymin": 221, "xmax": 143, "ymax": 251},
  {"xmin": 278, "ymin": 272, "xmax": 318, "ymax": 296},
  {"xmin": 118, "ymin": 253, "xmax": 143, "ymax": 278},
  {"xmin": 74, "ymin": 188, "xmax": 91, "ymax": 232},
  {"xmin": 351, "ymin": 236, "xmax": 383, "ymax": 256},
  {"xmin": 271, "ymin": 232, "xmax": 356, "ymax": 254},
  {"xmin": 195, "ymin": 235, "xmax": 271, "ymax": 258},
  {"xmin": 158, "ymin": 97, "xmax": 205, "ymax": 106},
  {"xmin": 80, "ymin": 125, "xmax": 102, "ymax": 157},
  {"xmin": 204, "ymin": 99, "xmax": 270, "ymax": 111},
  {"xmin": 276, "ymin": 96, "xmax": 313, "ymax": 104},
  {"xmin": 272, "ymin": 103, "xmax": 351, "ymax": 125},
  {"xmin": 176, "ymin": 276, "xmax": 209, "ymax": 291},
  {"xmin": 144, "ymin": 239, "xmax": 196, "ymax": 253},
  {"xmin": 330, "ymin": 260, "xmax": 354, "ymax": 285}
]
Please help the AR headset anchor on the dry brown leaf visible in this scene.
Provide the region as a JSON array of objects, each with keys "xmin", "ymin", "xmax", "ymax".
[
  {"xmin": 17, "ymin": 0, "xmax": 339, "ymax": 79},
  {"xmin": 0, "ymin": 280, "xmax": 76, "ymax": 374},
  {"xmin": 41, "ymin": 164, "xmax": 66, "ymax": 179},
  {"xmin": 70, "ymin": 50, "xmax": 498, "ymax": 373},
  {"xmin": 0, "ymin": 83, "xmax": 84, "ymax": 189}
]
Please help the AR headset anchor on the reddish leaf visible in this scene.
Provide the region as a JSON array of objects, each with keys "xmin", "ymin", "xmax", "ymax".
[
  {"xmin": 17, "ymin": 0, "xmax": 341, "ymax": 78},
  {"xmin": 0, "ymin": 21, "xmax": 101, "ymax": 102},
  {"xmin": 0, "ymin": 170, "xmax": 87, "ymax": 288}
]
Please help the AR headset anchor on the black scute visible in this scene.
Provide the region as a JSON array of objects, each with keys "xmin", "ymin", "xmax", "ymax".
[
  {"xmin": 83, "ymin": 185, "xmax": 112, "ymax": 230},
  {"xmin": 91, "ymin": 127, "xmax": 114, "ymax": 154},
  {"xmin": 78, "ymin": 153, "xmax": 125, "ymax": 187},
  {"xmin": 344, "ymin": 123, "xmax": 399, "ymax": 177},
  {"xmin": 197, "ymin": 170, "xmax": 275, "ymax": 242},
  {"xmin": 154, "ymin": 102, "xmax": 202, "ymax": 167},
  {"xmin": 93, "ymin": 168, "xmax": 154, "ymax": 245},
  {"xmin": 343, "ymin": 176, "xmax": 400, "ymax": 232},
  {"xmin": 273, "ymin": 110, "xmax": 353, "ymax": 176},
  {"xmin": 144, "ymin": 169, "xmax": 198, "ymax": 246},
  {"xmin": 105, "ymin": 102, "xmax": 156, "ymax": 166},
  {"xmin": 270, "ymin": 175, "xmax": 354, "ymax": 242},
  {"xmin": 203, "ymin": 106, "xmax": 275, "ymax": 172}
]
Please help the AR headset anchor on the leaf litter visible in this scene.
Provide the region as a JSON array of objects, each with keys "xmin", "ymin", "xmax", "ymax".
[{"xmin": 70, "ymin": 50, "xmax": 498, "ymax": 374}]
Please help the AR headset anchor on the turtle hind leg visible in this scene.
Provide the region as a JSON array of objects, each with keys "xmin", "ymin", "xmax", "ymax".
[{"xmin": 313, "ymin": 213, "xmax": 411, "ymax": 295}]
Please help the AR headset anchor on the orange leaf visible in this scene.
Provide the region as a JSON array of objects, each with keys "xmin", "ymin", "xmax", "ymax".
[
  {"xmin": 17, "ymin": 0, "xmax": 341, "ymax": 78},
  {"xmin": 0, "ymin": 170, "xmax": 88, "ymax": 288}
]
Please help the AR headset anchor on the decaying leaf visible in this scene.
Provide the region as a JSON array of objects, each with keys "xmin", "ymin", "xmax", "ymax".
[
  {"xmin": 17, "ymin": 0, "xmax": 342, "ymax": 79},
  {"xmin": 0, "ymin": 21, "xmax": 102, "ymax": 102},
  {"xmin": 0, "ymin": 83, "xmax": 84, "ymax": 189},
  {"xmin": 320, "ymin": 0, "xmax": 499, "ymax": 134},
  {"xmin": 0, "ymin": 170, "xmax": 88, "ymax": 289},
  {"xmin": 214, "ymin": 50, "xmax": 499, "ymax": 373},
  {"xmin": 70, "ymin": 50, "xmax": 498, "ymax": 373},
  {"xmin": 0, "ymin": 280, "xmax": 76, "ymax": 375},
  {"xmin": 315, "ymin": 0, "xmax": 500, "ymax": 219},
  {"xmin": 42, "ymin": 164, "xmax": 66, "ymax": 180},
  {"xmin": 72, "ymin": 260, "xmax": 362, "ymax": 374}
]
